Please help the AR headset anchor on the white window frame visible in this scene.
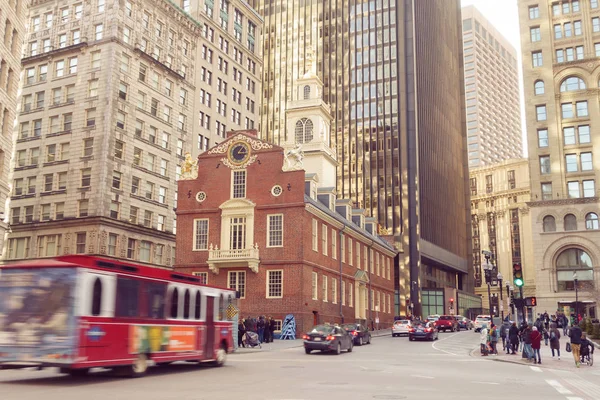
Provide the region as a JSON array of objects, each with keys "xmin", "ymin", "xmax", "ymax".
[
  {"xmin": 266, "ymin": 270, "xmax": 283, "ymax": 299},
  {"xmin": 311, "ymin": 219, "xmax": 318, "ymax": 251},
  {"xmin": 312, "ymin": 272, "xmax": 318, "ymax": 300},
  {"xmin": 349, "ymin": 283, "xmax": 353, "ymax": 307},
  {"xmin": 322, "ymin": 224, "xmax": 328, "ymax": 256},
  {"xmin": 227, "ymin": 270, "xmax": 246, "ymax": 299},
  {"xmin": 332, "ymin": 278, "xmax": 337, "ymax": 304},
  {"xmin": 341, "ymin": 281, "xmax": 345, "ymax": 306},
  {"xmin": 322, "ymin": 275, "xmax": 328, "ymax": 302},
  {"xmin": 267, "ymin": 214, "xmax": 283, "ymax": 247},
  {"xmin": 231, "ymin": 169, "xmax": 246, "ymax": 198},
  {"xmin": 331, "ymin": 230, "xmax": 337, "ymax": 259},
  {"xmin": 348, "ymin": 237, "xmax": 353, "ymax": 266},
  {"xmin": 193, "ymin": 219, "xmax": 209, "ymax": 251}
]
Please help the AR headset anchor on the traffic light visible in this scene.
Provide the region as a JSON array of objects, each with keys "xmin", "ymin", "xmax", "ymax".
[
  {"xmin": 513, "ymin": 263, "xmax": 524, "ymax": 287},
  {"xmin": 531, "ymin": 297, "xmax": 536, "ymax": 306},
  {"xmin": 525, "ymin": 297, "xmax": 537, "ymax": 307}
]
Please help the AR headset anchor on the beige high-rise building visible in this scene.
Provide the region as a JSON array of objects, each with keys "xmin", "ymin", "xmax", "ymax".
[
  {"xmin": 0, "ymin": 0, "xmax": 26, "ymax": 254},
  {"xmin": 5, "ymin": 0, "xmax": 262, "ymax": 266},
  {"xmin": 519, "ymin": 0, "xmax": 599, "ymax": 319},
  {"xmin": 462, "ymin": 6, "xmax": 523, "ymax": 168},
  {"xmin": 469, "ymin": 159, "xmax": 533, "ymax": 318}
]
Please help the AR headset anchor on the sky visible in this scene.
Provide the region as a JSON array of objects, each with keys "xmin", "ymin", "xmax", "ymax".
[{"xmin": 460, "ymin": 0, "xmax": 528, "ymax": 156}]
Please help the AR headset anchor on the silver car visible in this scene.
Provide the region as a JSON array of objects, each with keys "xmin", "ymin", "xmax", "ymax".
[{"xmin": 392, "ymin": 320, "xmax": 412, "ymax": 337}]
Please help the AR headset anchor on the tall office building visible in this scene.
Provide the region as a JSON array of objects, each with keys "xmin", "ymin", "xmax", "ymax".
[
  {"xmin": 258, "ymin": 0, "xmax": 474, "ymax": 316},
  {"xmin": 462, "ymin": 6, "xmax": 523, "ymax": 168},
  {"xmin": 0, "ymin": 0, "xmax": 26, "ymax": 255},
  {"xmin": 5, "ymin": 0, "xmax": 261, "ymax": 266},
  {"xmin": 518, "ymin": 0, "xmax": 599, "ymax": 317}
]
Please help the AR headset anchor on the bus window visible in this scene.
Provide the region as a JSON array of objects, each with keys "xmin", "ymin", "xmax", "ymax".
[
  {"xmin": 194, "ymin": 290, "xmax": 202, "ymax": 319},
  {"xmin": 115, "ymin": 277, "xmax": 140, "ymax": 317},
  {"xmin": 146, "ymin": 281, "xmax": 166, "ymax": 319},
  {"xmin": 91, "ymin": 277, "xmax": 102, "ymax": 316},
  {"xmin": 170, "ymin": 287, "xmax": 179, "ymax": 319},
  {"xmin": 218, "ymin": 294, "xmax": 225, "ymax": 321},
  {"xmin": 183, "ymin": 289, "xmax": 190, "ymax": 319}
]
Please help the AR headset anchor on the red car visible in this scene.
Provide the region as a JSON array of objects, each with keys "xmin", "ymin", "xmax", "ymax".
[{"xmin": 434, "ymin": 315, "xmax": 459, "ymax": 332}]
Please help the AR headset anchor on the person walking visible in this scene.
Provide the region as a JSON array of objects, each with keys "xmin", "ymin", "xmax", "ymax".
[
  {"xmin": 263, "ymin": 316, "xmax": 272, "ymax": 343},
  {"xmin": 569, "ymin": 321, "xmax": 583, "ymax": 368},
  {"xmin": 530, "ymin": 326, "xmax": 542, "ymax": 364},
  {"xmin": 269, "ymin": 316, "xmax": 277, "ymax": 342},
  {"xmin": 257, "ymin": 315, "xmax": 266, "ymax": 343},
  {"xmin": 549, "ymin": 322, "xmax": 561, "ymax": 360},
  {"xmin": 480, "ymin": 324, "xmax": 489, "ymax": 356},
  {"xmin": 238, "ymin": 318, "xmax": 246, "ymax": 348},
  {"xmin": 500, "ymin": 320, "xmax": 510, "ymax": 353},
  {"xmin": 508, "ymin": 322, "xmax": 519, "ymax": 355},
  {"xmin": 522, "ymin": 325, "xmax": 533, "ymax": 361},
  {"xmin": 490, "ymin": 324, "xmax": 499, "ymax": 355}
]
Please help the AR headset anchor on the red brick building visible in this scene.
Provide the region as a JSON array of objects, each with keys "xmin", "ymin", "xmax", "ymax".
[
  {"xmin": 174, "ymin": 129, "xmax": 397, "ymax": 334},
  {"xmin": 175, "ymin": 71, "xmax": 397, "ymax": 334}
]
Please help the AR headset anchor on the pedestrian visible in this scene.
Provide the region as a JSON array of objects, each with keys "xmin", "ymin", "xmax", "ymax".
[
  {"xmin": 269, "ymin": 316, "xmax": 277, "ymax": 341},
  {"xmin": 257, "ymin": 315, "xmax": 266, "ymax": 343},
  {"xmin": 490, "ymin": 324, "xmax": 498, "ymax": 355},
  {"xmin": 480, "ymin": 324, "xmax": 489, "ymax": 356},
  {"xmin": 509, "ymin": 322, "xmax": 519, "ymax": 355},
  {"xmin": 530, "ymin": 326, "xmax": 542, "ymax": 364},
  {"xmin": 501, "ymin": 320, "xmax": 511, "ymax": 353},
  {"xmin": 263, "ymin": 316, "xmax": 271, "ymax": 343},
  {"xmin": 522, "ymin": 325, "xmax": 533, "ymax": 361},
  {"xmin": 549, "ymin": 322, "xmax": 561, "ymax": 360},
  {"xmin": 543, "ymin": 325, "xmax": 549, "ymax": 346},
  {"xmin": 569, "ymin": 321, "xmax": 583, "ymax": 368},
  {"xmin": 238, "ymin": 318, "xmax": 246, "ymax": 348}
]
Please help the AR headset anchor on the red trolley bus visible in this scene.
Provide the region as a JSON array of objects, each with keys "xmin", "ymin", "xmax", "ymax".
[{"xmin": 0, "ymin": 255, "xmax": 235, "ymax": 377}]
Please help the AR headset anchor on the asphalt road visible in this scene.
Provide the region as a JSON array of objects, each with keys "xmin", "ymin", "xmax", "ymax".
[{"xmin": 1, "ymin": 330, "xmax": 599, "ymax": 400}]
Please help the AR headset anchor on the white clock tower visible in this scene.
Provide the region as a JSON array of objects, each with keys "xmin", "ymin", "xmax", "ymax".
[{"xmin": 284, "ymin": 50, "xmax": 337, "ymax": 188}]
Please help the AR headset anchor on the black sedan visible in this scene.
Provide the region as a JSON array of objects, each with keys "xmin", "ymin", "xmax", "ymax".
[
  {"xmin": 303, "ymin": 325, "xmax": 354, "ymax": 355},
  {"xmin": 341, "ymin": 323, "xmax": 371, "ymax": 346},
  {"xmin": 408, "ymin": 322, "xmax": 439, "ymax": 341}
]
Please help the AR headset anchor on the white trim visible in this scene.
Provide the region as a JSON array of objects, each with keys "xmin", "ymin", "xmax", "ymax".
[
  {"xmin": 266, "ymin": 214, "xmax": 284, "ymax": 248},
  {"xmin": 311, "ymin": 271, "xmax": 318, "ymax": 300},
  {"xmin": 266, "ymin": 269, "xmax": 283, "ymax": 299},
  {"xmin": 331, "ymin": 229, "xmax": 337, "ymax": 259},
  {"xmin": 322, "ymin": 224, "xmax": 328, "ymax": 256},
  {"xmin": 192, "ymin": 218, "xmax": 209, "ymax": 251},
  {"xmin": 312, "ymin": 218, "xmax": 318, "ymax": 251},
  {"xmin": 227, "ymin": 270, "xmax": 246, "ymax": 299},
  {"xmin": 192, "ymin": 271, "xmax": 208, "ymax": 285},
  {"xmin": 332, "ymin": 278, "xmax": 337, "ymax": 304},
  {"xmin": 322, "ymin": 275, "xmax": 328, "ymax": 302},
  {"xmin": 231, "ymin": 169, "xmax": 247, "ymax": 199}
]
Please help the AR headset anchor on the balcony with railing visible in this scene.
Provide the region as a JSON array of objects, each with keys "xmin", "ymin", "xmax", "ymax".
[{"xmin": 207, "ymin": 244, "xmax": 260, "ymax": 274}]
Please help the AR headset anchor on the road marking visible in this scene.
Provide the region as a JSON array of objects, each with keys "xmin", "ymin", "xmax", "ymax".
[
  {"xmin": 431, "ymin": 332, "xmax": 462, "ymax": 356},
  {"xmin": 411, "ymin": 374, "xmax": 434, "ymax": 379},
  {"xmin": 566, "ymin": 398, "xmax": 584, "ymax": 400},
  {"xmin": 546, "ymin": 379, "xmax": 573, "ymax": 395},
  {"xmin": 530, "ymin": 366, "xmax": 543, "ymax": 372},
  {"xmin": 471, "ymin": 381, "xmax": 500, "ymax": 385}
]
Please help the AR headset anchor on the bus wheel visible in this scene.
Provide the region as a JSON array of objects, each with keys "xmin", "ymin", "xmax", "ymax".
[
  {"xmin": 130, "ymin": 354, "xmax": 148, "ymax": 377},
  {"xmin": 211, "ymin": 346, "xmax": 227, "ymax": 367}
]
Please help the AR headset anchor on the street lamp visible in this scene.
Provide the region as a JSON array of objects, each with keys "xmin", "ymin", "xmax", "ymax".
[
  {"xmin": 482, "ymin": 250, "xmax": 495, "ymax": 328},
  {"xmin": 497, "ymin": 272, "xmax": 504, "ymax": 321},
  {"xmin": 573, "ymin": 272, "xmax": 579, "ymax": 324}
]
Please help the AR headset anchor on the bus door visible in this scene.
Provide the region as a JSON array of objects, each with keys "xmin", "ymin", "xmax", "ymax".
[{"xmin": 205, "ymin": 296, "xmax": 215, "ymax": 359}]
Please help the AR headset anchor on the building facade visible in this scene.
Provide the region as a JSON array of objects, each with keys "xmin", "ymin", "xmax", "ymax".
[
  {"xmin": 257, "ymin": 0, "xmax": 472, "ymax": 317},
  {"xmin": 462, "ymin": 6, "xmax": 523, "ymax": 168},
  {"xmin": 470, "ymin": 159, "xmax": 534, "ymax": 319},
  {"xmin": 518, "ymin": 0, "xmax": 599, "ymax": 318},
  {"xmin": 0, "ymin": 0, "xmax": 26, "ymax": 254},
  {"xmin": 5, "ymin": 0, "xmax": 261, "ymax": 266}
]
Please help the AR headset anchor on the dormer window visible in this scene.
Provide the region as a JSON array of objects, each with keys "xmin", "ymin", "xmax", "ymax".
[
  {"xmin": 295, "ymin": 118, "xmax": 314, "ymax": 143},
  {"xmin": 232, "ymin": 170, "xmax": 246, "ymax": 198},
  {"xmin": 303, "ymin": 85, "xmax": 311, "ymax": 99}
]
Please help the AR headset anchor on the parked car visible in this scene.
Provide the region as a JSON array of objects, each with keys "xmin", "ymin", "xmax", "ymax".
[
  {"xmin": 341, "ymin": 323, "xmax": 371, "ymax": 345},
  {"xmin": 434, "ymin": 315, "xmax": 459, "ymax": 332},
  {"xmin": 409, "ymin": 321, "xmax": 439, "ymax": 341},
  {"xmin": 455, "ymin": 316, "xmax": 473, "ymax": 330},
  {"xmin": 473, "ymin": 315, "xmax": 492, "ymax": 332},
  {"xmin": 303, "ymin": 325, "xmax": 353, "ymax": 355},
  {"xmin": 392, "ymin": 320, "xmax": 412, "ymax": 337}
]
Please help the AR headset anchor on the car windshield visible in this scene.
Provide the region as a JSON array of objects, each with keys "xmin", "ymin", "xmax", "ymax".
[
  {"xmin": 477, "ymin": 317, "xmax": 491, "ymax": 321},
  {"xmin": 310, "ymin": 325, "xmax": 334, "ymax": 334},
  {"xmin": 439, "ymin": 316, "xmax": 453, "ymax": 320},
  {"xmin": 395, "ymin": 320, "xmax": 410, "ymax": 325},
  {"xmin": 341, "ymin": 324, "xmax": 359, "ymax": 330}
]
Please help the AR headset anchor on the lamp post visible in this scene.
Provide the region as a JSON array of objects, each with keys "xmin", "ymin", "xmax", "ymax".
[
  {"xmin": 482, "ymin": 250, "xmax": 494, "ymax": 328},
  {"xmin": 497, "ymin": 272, "xmax": 504, "ymax": 321},
  {"xmin": 573, "ymin": 272, "xmax": 579, "ymax": 324}
]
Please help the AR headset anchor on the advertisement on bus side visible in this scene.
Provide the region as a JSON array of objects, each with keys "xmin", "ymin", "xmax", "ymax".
[{"xmin": 129, "ymin": 325, "xmax": 197, "ymax": 354}]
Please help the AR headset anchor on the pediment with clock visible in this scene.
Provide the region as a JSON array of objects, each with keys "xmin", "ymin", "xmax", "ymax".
[{"xmin": 207, "ymin": 132, "xmax": 275, "ymax": 170}]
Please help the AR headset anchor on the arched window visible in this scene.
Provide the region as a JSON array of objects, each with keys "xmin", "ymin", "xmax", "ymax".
[
  {"xmin": 294, "ymin": 118, "xmax": 314, "ymax": 143},
  {"xmin": 170, "ymin": 287, "xmax": 179, "ymax": 318},
  {"xmin": 543, "ymin": 215, "xmax": 556, "ymax": 232},
  {"xmin": 585, "ymin": 212, "xmax": 599, "ymax": 230},
  {"xmin": 556, "ymin": 248, "xmax": 594, "ymax": 291},
  {"xmin": 564, "ymin": 214, "xmax": 577, "ymax": 231},
  {"xmin": 183, "ymin": 289, "xmax": 190, "ymax": 319},
  {"xmin": 534, "ymin": 80, "xmax": 545, "ymax": 95},
  {"xmin": 91, "ymin": 277, "xmax": 102, "ymax": 316},
  {"xmin": 194, "ymin": 290, "xmax": 202, "ymax": 319},
  {"xmin": 303, "ymin": 85, "xmax": 311, "ymax": 100},
  {"xmin": 560, "ymin": 76, "xmax": 586, "ymax": 92}
]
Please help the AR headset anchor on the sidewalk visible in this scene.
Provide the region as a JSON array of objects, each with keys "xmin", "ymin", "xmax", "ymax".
[
  {"xmin": 233, "ymin": 328, "xmax": 391, "ymax": 354},
  {"xmin": 477, "ymin": 340, "xmax": 595, "ymax": 372}
]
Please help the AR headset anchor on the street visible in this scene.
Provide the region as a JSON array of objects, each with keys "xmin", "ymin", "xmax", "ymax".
[{"xmin": 1, "ymin": 331, "xmax": 599, "ymax": 400}]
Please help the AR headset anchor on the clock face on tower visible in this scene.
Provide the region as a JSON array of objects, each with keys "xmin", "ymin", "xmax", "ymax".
[{"xmin": 227, "ymin": 141, "xmax": 251, "ymax": 166}]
